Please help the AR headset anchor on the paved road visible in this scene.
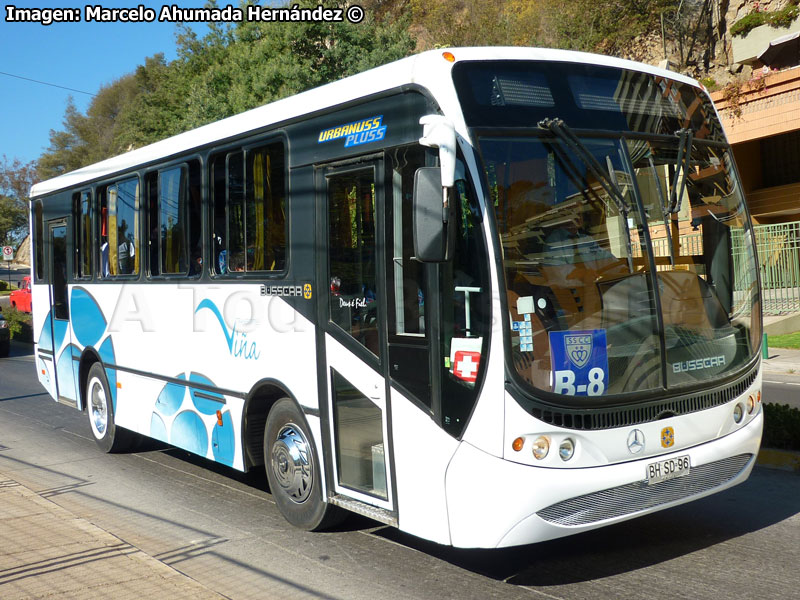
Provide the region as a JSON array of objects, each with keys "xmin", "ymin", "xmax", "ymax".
[
  {"xmin": 763, "ymin": 377, "xmax": 800, "ymax": 410},
  {"xmin": 1, "ymin": 342, "xmax": 799, "ymax": 600}
]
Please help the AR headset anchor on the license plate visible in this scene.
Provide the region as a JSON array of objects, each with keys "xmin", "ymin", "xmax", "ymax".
[{"xmin": 646, "ymin": 455, "xmax": 690, "ymax": 485}]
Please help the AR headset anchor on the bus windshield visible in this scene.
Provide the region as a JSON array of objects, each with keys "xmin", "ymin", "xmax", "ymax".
[{"xmin": 454, "ymin": 61, "xmax": 761, "ymax": 404}]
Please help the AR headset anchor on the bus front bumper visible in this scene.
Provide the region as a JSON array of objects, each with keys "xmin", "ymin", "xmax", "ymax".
[{"xmin": 444, "ymin": 410, "xmax": 763, "ymax": 548}]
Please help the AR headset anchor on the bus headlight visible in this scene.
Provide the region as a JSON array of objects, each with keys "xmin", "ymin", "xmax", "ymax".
[
  {"xmin": 532, "ymin": 436, "xmax": 550, "ymax": 460},
  {"xmin": 558, "ymin": 438, "xmax": 575, "ymax": 461},
  {"xmin": 733, "ymin": 403, "xmax": 744, "ymax": 424},
  {"xmin": 747, "ymin": 395, "xmax": 756, "ymax": 414}
]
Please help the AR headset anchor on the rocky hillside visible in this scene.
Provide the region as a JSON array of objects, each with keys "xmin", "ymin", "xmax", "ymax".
[{"xmin": 618, "ymin": 0, "xmax": 797, "ymax": 88}]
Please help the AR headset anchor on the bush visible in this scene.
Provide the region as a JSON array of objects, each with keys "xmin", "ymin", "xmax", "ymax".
[
  {"xmin": 0, "ymin": 280, "xmax": 9, "ymax": 291},
  {"xmin": 762, "ymin": 403, "xmax": 800, "ymax": 450},
  {"xmin": 699, "ymin": 77, "xmax": 718, "ymax": 92},
  {"xmin": 731, "ymin": 12, "xmax": 767, "ymax": 38},
  {"xmin": 731, "ymin": 2, "xmax": 800, "ymax": 37},
  {"xmin": 2, "ymin": 306, "xmax": 33, "ymax": 342}
]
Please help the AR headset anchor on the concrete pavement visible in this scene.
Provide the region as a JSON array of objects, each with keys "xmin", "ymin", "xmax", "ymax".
[
  {"xmin": 0, "ymin": 473, "xmax": 225, "ymax": 599},
  {"xmin": 762, "ymin": 345, "xmax": 800, "ymax": 377}
]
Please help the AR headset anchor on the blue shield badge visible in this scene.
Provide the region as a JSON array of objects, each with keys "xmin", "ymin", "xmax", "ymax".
[
  {"xmin": 549, "ymin": 329, "xmax": 609, "ymax": 396},
  {"xmin": 564, "ymin": 333, "xmax": 592, "ymax": 368}
]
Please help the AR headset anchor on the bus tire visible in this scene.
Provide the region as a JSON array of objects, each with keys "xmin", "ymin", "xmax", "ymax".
[
  {"xmin": 264, "ymin": 398, "xmax": 344, "ymax": 531},
  {"xmin": 85, "ymin": 362, "xmax": 136, "ymax": 453}
]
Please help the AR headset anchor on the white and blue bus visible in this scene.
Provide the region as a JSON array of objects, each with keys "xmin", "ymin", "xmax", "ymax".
[{"xmin": 29, "ymin": 47, "xmax": 763, "ymax": 548}]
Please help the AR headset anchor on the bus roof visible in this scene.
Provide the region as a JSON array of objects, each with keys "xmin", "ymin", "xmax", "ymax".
[{"xmin": 30, "ymin": 47, "xmax": 698, "ymax": 199}]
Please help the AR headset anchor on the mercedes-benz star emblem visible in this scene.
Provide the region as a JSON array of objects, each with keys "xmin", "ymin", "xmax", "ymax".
[{"xmin": 627, "ymin": 429, "xmax": 645, "ymax": 454}]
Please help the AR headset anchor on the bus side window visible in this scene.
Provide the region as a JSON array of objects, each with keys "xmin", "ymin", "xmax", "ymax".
[
  {"xmin": 99, "ymin": 190, "xmax": 109, "ymax": 278},
  {"xmin": 210, "ymin": 144, "xmax": 286, "ymax": 275},
  {"xmin": 73, "ymin": 190, "xmax": 93, "ymax": 279},
  {"xmin": 146, "ymin": 172, "xmax": 160, "ymax": 276},
  {"xmin": 34, "ymin": 201, "xmax": 44, "ymax": 281},
  {"xmin": 210, "ymin": 153, "xmax": 227, "ymax": 274},
  {"xmin": 228, "ymin": 152, "xmax": 245, "ymax": 272},
  {"xmin": 245, "ymin": 142, "xmax": 286, "ymax": 272}
]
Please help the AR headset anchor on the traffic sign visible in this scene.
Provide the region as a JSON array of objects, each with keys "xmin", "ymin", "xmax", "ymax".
[{"xmin": 2, "ymin": 246, "xmax": 13, "ymax": 261}]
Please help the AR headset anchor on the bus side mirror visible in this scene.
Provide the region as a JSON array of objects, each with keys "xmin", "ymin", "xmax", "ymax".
[{"xmin": 413, "ymin": 167, "xmax": 454, "ymax": 262}]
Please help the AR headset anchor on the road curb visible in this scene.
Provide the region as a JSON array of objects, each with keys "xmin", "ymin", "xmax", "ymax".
[{"xmin": 756, "ymin": 447, "xmax": 800, "ymax": 472}]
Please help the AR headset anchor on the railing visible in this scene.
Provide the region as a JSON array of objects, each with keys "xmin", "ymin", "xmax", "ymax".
[
  {"xmin": 751, "ymin": 221, "xmax": 800, "ymax": 315},
  {"xmin": 640, "ymin": 222, "xmax": 800, "ymax": 316}
]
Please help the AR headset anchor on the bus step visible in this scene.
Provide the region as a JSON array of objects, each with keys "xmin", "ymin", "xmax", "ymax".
[{"xmin": 329, "ymin": 494, "xmax": 398, "ymax": 527}]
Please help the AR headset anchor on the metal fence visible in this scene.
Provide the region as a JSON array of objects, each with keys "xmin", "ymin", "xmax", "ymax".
[
  {"xmin": 751, "ymin": 221, "xmax": 800, "ymax": 315},
  {"xmin": 642, "ymin": 222, "xmax": 800, "ymax": 316}
]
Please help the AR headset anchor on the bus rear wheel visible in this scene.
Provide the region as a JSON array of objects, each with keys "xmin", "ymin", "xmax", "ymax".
[
  {"xmin": 85, "ymin": 362, "xmax": 136, "ymax": 453},
  {"xmin": 264, "ymin": 398, "xmax": 344, "ymax": 531}
]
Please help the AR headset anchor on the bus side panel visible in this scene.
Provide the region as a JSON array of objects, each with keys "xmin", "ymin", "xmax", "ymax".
[
  {"xmin": 68, "ymin": 283, "xmax": 318, "ymax": 471},
  {"xmin": 32, "ymin": 282, "xmax": 57, "ymax": 400},
  {"xmin": 391, "ymin": 387, "xmax": 459, "ymax": 546}
]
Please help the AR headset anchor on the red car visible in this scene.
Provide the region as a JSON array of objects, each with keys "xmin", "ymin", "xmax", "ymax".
[{"xmin": 9, "ymin": 275, "xmax": 32, "ymax": 313}]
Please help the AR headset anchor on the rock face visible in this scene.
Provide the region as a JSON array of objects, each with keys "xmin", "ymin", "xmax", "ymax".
[
  {"xmin": 12, "ymin": 234, "xmax": 31, "ymax": 268},
  {"xmin": 617, "ymin": 0, "xmax": 796, "ymax": 87}
]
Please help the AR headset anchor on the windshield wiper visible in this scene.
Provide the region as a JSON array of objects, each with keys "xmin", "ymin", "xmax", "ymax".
[
  {"xmin": 538, "ymin": 118, "xmax": 632, "ymax": 216},
  {"xmin": 537, "ymin": 118, "xmax": 634, "ymax": 272},
  {"xmin": 648, "ymin": 155, "xmax": 675, "ymax": 267},
  {"xmin": 668, "ymin": 128, "xmax": 693, "ymax": 214}
]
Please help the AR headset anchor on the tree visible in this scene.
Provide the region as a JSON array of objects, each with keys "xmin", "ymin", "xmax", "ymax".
[
  {"xmin": 37, "ymin": 0, "xmax": 416, "ymax": 175},
  {"xmin": 114, "ymin": 54, "xmax": 193, "ymax": 149},
  {"xmin": 0, "ymin": 155, "xmax": 37, "ymax": 245},
  {"xmin": 37, "ymin": 73, "xmax": 141, "ymax": 179},
  {"xmin": 178, "ymin": 0, "xmax": 416, "ymax": 129}
]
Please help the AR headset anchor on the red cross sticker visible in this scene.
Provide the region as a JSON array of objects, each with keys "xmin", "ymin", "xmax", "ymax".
[{"xmin": 453, "ymin": 351, "xmax": 481, "ymax": 383}]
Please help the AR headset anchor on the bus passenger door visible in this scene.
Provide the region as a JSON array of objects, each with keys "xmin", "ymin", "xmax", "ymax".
[
  {"xmin": 45, "ymin": 220, "xmax": 80, "ymax": 406},
  {"xmin": 317, "ymin": 160, "xmax": 396, "ymax": 515}
]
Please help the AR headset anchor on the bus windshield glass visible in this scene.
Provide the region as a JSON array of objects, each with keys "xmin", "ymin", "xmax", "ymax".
[{"xmin": 454, "ymin": 61, "xmax": 761, "ymax": 403}]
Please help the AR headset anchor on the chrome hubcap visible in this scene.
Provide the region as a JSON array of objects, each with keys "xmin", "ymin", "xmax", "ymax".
[
  {"xmin": 88, "ymin": 376, "xmax": 108, "ymax": 439},
  {"xmin": 271, "ymin": 424, "xmax": 312, "ymax": 503}
]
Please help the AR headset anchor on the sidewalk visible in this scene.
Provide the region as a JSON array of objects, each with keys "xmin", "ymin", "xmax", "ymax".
[
  {"xmin": 0, "ymin": 476, "xmax": 224, "ymax": 600},
  {"xmin": 762, "ymin": 346, "xmax": 800, "ymax": 377}
]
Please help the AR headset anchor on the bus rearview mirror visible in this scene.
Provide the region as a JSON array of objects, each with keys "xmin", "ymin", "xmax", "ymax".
[{"xmin": 413, "ymin": 167, "xmax": 454, "ymax": 263}]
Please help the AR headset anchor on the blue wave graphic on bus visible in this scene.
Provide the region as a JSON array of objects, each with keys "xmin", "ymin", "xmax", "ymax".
[
  {"xmin": 195, "ymin": 299, "xmax": 260, "ymax": 360},
  {"xmin": 150, "ymin": 372, "xmax": 236, "ymax": 466},
  {"xmin": 37, "ymin": 288, "xmax": 118, "ymax": 410}
]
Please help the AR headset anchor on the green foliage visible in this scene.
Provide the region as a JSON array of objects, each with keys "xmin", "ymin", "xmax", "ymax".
[
  {"xmin": 37, "ymin": 0, "xmax": 415, "ymax": 176},
  {"xmin": 730, "ymin": 12, "xmax": 767, "ymax": 38},
  {"xmin": 0, "ymin": 280, "xmax": 9, "ymax": 292},
  {"xmin": 762, "ymin": 403, "xmax": 800, "ymax": 450},
  {"xmin": 699, "ymin": 77, "xmax": 718, "ymax": 91},
  {"xmin": 0, "ymin": 155, "xmax": 36, "ymax": 245},
  {"xmin": 1, "ymin": 306, "xmax": 33, "ymax": 342},
  {"xmin": 35, "ymin": 0, "xmax": 723, "ymax": 176},
  {"xmin": 731, "ymin": 2, "xmax": 800, "ymax": 37},
  {"xmin": 771, "ymin": 3, "xmax": 800, "ymax": 29},
  {"xmin": 409, "ymin": 0, "xmax": 678, "ymax": 53},
  {"xmin": 768, "ymin": 332, "xmax": 800, "ymax": 349}
]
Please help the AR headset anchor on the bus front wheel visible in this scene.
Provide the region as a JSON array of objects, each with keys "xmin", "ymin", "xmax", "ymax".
[
  {"xmin": 264, "ymin": 398, "xmax": 344, "ymax": 531},
  {"xmin": 85, "ymin": 362, "xmax": 136, "ymax": 453}
]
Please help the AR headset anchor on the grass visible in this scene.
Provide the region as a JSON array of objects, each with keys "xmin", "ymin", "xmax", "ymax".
[{"xmin": 767, "ymin": 332, "xmax": 800, "ymax": 350}]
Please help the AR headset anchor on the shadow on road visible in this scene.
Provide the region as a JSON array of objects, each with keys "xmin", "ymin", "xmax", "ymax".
[
  {"xmin": 1, "ymin": 340, "xmax": 35, "ymax": 359},
  {"xmin": 370, "ymin": 468, "xmax": 800, "ymax": 586}
]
